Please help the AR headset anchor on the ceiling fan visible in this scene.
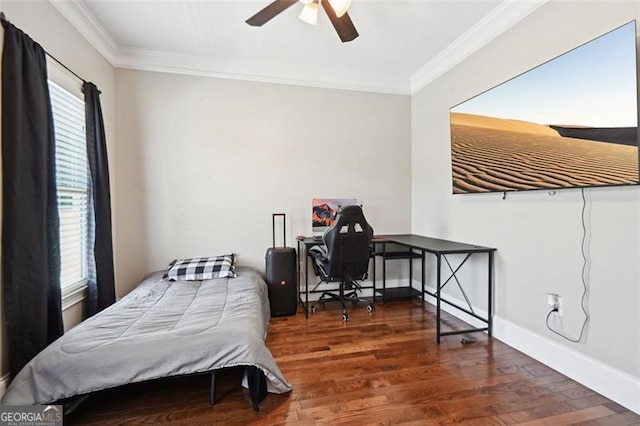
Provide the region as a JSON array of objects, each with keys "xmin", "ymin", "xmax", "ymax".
[{"xmin": 246, "ymin": 0, "xmax": 359, "ymax": 43}]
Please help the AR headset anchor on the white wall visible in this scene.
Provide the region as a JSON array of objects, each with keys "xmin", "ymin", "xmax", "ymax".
[
  {"xmin": 412, "ymin": 0, "xmax": 639, "ymax": 412},
  {"xmin": 0, "ymin": 0, "xmax": 116, "ymax": 380},
  {"xmin": 114, "ymin": 69, "xmax": 411, "ymax": 296}
]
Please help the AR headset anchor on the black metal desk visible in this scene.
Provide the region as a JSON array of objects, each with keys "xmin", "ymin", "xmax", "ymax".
[
  {"xmin": 297, "ymin": 234, "xmax": 496, "ymax": 343},
  {"xmin": 374, "ymin": 234, "xmax": 496, "ymax": 343}
]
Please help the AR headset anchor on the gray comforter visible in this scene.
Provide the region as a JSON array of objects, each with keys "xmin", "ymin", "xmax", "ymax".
[{"xmin": 2, "ymin": 267, "xmax": 291, "ymax": 405}]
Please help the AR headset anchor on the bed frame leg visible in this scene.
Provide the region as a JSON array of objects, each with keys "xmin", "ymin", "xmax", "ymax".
[
  {"xmin": 209, "ymin": 371, "xmax": 216, "ymax": 406},
  {"xmin": 246, "ymin": 366, "xmax": 267, "ymax": 412}
]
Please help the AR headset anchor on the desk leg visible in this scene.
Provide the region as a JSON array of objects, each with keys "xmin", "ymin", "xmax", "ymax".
[
  {"xmin": 382, "ymin": 242, "xmax": 387, "ymax": 303},
  {"xmin": 304, "ymin": 245, "xmax": 309, "ymax": 319},
  {"xmin": 297, "ymin": 240, "xmax": 302, "ymax": 317},
  {"xmin": 372, "ymin": 245, "xmax": 376, "ymax": 304},
  {"xmin": 409, "ymin": 249, "xmax": 413, "ymax": 292},
  {"xmin": 488, "ymin": 251, "xmax": 494, "ymax": 336},
  {"xmin": 421, "ymin": 251, "xmax": 425, "ymax": 303},
  {"xmin": 436, "ymin": 254, "xmax": 442, "ymax": 344}
]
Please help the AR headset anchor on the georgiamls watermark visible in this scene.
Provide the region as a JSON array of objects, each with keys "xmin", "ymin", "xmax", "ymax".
[{"xmin": 0, "ymin": 405, "xmax": 62, "ymax": 426}]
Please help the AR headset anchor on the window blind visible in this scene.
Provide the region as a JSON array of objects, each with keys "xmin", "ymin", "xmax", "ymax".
[{"xmin": 49, "ymin": 81, "xmax": 89, "ymax": 293}]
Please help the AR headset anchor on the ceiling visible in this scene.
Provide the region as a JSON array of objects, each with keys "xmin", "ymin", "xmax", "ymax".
[{"xmin": 49, "ymin": 0, "xmax": 548, "ymax": 94}]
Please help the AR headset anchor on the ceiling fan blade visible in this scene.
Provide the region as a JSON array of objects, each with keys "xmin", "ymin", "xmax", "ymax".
[
  {"xmin": 246, "ymin": 0, "xmax": 298, "ymax": 27},
  {"xmin": 321, "ymin": 1, "xmax": 359, "ymax": 42}
]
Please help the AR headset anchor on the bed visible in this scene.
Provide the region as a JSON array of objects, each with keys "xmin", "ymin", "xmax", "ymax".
[{"xmin": 1, "ymin": 266, "xmax": 292, "ymax": 410}]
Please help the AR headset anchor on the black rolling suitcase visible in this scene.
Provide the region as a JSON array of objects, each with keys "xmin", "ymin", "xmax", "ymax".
[{"xmin": 265, "ymin": 214, "xmax": 297, "ymax": 317}]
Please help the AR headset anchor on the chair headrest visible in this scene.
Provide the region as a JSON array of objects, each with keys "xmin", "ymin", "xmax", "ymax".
[
  {"xmin": 319, "ymin": 204, "xmax": 373, "ymax": 281},
  {"xmin": 324, "ymin": 205, "xmax": 372, "ymax": 239}
]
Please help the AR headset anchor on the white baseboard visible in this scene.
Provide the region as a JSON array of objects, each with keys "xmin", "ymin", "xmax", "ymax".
[
  {"xmin": 493, "ymin": 316, "xmax": 640, "ymax": 414},
  {"xmin": 412, "ymin": 280, "xmax": 639, "ymax": 414},
  {"xmin": 306, "ymin": 278, "xmax": 640, "ymax": 414},
  {"xmin": 0, "ymin": 373, "xmax": 9, "ymax": 398}
]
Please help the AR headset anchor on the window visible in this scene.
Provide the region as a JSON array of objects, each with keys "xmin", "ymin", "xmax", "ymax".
[{"xmin": 49, "ymin": 81, "xmax": 89, "ymax": 297}]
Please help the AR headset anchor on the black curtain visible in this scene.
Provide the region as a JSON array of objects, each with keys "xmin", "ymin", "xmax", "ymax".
[
  {"xmin": 83, "ymin": 82, "xmax": 115, "ymax": 316},
  {"xmin": 1, "ymin": 20, "xmax": 63, "ymax": 378}
]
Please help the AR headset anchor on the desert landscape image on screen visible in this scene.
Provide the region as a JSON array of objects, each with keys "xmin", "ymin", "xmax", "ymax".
[{"xmin": 449, "ymin": 21, "xmax": 639, "ymax": 194}]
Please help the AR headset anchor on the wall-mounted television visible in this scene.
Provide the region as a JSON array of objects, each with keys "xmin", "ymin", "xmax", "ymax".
[{"xmin": 449, "ymin": 21, "xmax": 639, "ymax": 194}]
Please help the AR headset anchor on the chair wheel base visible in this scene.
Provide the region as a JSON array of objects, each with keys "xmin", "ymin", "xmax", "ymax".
[{"xmin": 310, "ymin": 283, "xmax": 374, "ymax": 321}]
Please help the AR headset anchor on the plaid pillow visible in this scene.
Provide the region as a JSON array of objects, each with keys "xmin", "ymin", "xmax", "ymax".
[{"xmin": 163, "ymin": 254, "xmax": 237, "ymax": 281}]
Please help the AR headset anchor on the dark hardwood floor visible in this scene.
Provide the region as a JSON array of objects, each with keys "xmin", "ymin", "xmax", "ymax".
[{"xmin": 68, "ymin": 300, "xmax": 639, "ymax": 425}]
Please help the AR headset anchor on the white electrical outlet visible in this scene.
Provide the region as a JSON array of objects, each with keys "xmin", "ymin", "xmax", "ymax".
[
  {"xmin": 556, "ymin": 295, "xmax": 563, "ymax": 316},
  {"xmin": 547, "ymin": 293, "xmax": 563, "ymax": 316}
]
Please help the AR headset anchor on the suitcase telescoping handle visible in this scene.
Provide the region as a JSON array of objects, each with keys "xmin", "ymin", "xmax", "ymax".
[{"xmin": 272, "ymin": 213, "xmax": 286, "ymax": 248}]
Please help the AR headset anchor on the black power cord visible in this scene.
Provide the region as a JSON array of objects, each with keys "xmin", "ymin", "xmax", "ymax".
[{"xmin": 545, "ymin": 187, "xmax": 590, "ymax": 343}]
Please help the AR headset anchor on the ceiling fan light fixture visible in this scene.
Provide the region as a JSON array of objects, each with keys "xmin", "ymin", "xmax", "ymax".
[
  {"xmin": 328, "ymin": 0, "xmax": 351, "ymax": 17},
  {"xmin": 298, "ymin": 0, "xmax": 313, "ymax": 4},
  {"xmin": 298, "ymin": 1, "xmax": 319, "ymax": 25}
]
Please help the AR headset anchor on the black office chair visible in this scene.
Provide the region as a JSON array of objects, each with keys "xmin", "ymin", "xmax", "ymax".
[{"xmin": 308, "ymin": 205, "xmax": 374, "ymax": 321}]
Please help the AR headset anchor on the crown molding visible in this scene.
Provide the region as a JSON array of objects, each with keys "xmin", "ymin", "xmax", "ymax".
[
  {"xmin": 50, "ymin": 0, "xmax": 408, "ymax": 94},
  {"xmin": 410, "ymin": 0, "xmax": 549, "ymax": 95},
  {"xmin": 115, "ymin": 48, "xmax": 411, "ymax": 95},
  {"xmin": 50, "ymin": 0, "xmax": 547, "ymax": 96},
  {"xmin": 48, "ymin": 0, "xmax": 118, "ymax": 64}
]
